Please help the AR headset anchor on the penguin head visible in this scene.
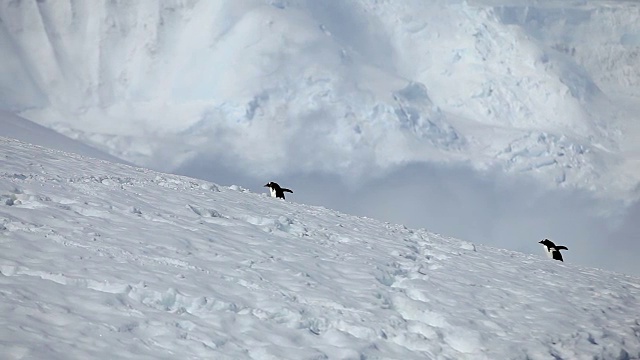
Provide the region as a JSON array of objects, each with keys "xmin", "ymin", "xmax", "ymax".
[
  {"xmin": 539, "ymin": 239, "xmax": 554, "ymax": 247},
  {"xmin": 264, "ymin": 182, "xmax": 275, "ymax": 188}
]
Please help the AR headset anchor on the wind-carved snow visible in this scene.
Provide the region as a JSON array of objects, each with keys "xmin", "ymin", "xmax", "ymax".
[
  {"xmin": 1, "ymin": 0, "xmax": 639, "ymax": 199},
  {"xmin": 1, "ymin": 136, "xmax": 639, "ymax": 359}
]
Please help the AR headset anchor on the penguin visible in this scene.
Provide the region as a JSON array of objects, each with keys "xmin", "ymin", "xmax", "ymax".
[
  {"xmin": 264, "ymin": 182, "xmax": 293, "ymax": 200},
  {"xmin": 538, "ymin": 239, "xmax": 568, "ymax": 262}
]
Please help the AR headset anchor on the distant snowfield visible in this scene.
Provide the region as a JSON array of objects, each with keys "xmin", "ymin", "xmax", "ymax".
[
  {"xmin": 1, "ymin": 0, "xmax": 639, "ymax": 199},
  {"xmin": 1, "ymin": 136, "xmax": 639, "ymax": 359}
]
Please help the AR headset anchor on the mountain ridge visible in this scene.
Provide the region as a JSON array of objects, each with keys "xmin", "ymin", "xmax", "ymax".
[{"xmin": 2, "ymin": 0, "xmax": 639, "ymax": 199}]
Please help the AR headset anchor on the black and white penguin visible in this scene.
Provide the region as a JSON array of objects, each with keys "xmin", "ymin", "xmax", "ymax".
[
  {"xmin": 538, "ymin": 239, "xmax": 568, "ymax": 262},
  {"xmin": 264, "ymin": 182, "xmax": 293, "ymax": 200}
]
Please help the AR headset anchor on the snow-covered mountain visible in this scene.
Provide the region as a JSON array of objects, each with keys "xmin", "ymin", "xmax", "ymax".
[
  {"xmin": 1, "ymin": 0, "xmax": 639, "ymax": 199},
  {"xmin": 1, "ymin": 136, "xmax": 639, "ymax": 359}
]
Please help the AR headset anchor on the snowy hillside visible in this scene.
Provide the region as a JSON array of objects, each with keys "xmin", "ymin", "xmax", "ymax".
[
  {"xmin": 1, "ymin": 0, "xmax": 639, "ymax": 199},
  {"xmin": 0, "ymin": 110, "xmax": 127, "ymax": 164},
  {"xmin": 1, "ymin": 136, "xmax": 639, "ymax": 360}
]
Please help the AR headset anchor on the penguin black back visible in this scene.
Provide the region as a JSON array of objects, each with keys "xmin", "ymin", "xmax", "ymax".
[
  {"xmin": 264, "ymin": 182, "xmax": 293, "ymax": 199},
  {"xmin": 539, "ymin": 239, "xmax": 568, "ymax": 262}
]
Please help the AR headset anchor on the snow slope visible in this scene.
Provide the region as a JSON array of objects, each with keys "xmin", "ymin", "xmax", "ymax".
[
  {"xmin": 1, "ymin": 136, "xmax": 639, "ymax": 360},
  {"xmin": 0, "ymin": 110, "xmax": 127, "ymax": 164},
  {"xmin": 1, "ymin": 0, "xmax": 639, "ymax": 198}
]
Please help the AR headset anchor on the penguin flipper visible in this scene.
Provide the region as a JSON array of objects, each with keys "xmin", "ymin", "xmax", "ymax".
[
  {"xmin": 552, "ymin": 251, "xmax": 564, "ymax": 262},
  {"xmin": 556, "ymin": 246, "xmax": 568, "ymax": 251},
  {"xmin": 282, "ymin": 188, "xmax": 293, "ymax": 193}
]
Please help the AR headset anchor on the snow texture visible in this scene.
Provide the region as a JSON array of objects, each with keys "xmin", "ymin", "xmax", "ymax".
[{"xmin": 1, "ymin": 136, "xmax": 639, "ymax": 360}]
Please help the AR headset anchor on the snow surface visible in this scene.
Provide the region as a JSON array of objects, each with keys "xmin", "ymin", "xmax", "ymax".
[
  {"xmin": 1, "ymin": 136, "xmax": 639, "ymax": 360},
  {"xmin": 1, "ymin": 0, "xmax": 640, "ymax": 199},
  {"xmin": 0, "ymin": 110, "xmax": 127, "ymax": 164}
]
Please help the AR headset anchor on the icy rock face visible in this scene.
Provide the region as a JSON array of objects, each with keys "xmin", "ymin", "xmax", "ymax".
[
  {"xmin": 0, "ymin": 0, "xmax": 638, "ymax": 198},
  {"xmin": 392, "ymin": 82, "xmax": 461, "ymax": 147}
]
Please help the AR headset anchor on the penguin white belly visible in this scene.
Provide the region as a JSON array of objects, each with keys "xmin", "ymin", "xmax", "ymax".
[{"xmin": 269, "ymin": 188, "xmax": 277, "ymax": 198}]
